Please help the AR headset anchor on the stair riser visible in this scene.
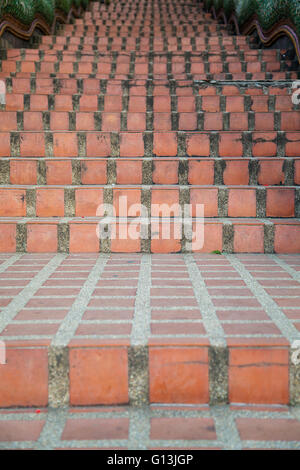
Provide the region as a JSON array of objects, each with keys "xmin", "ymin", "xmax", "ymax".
[
  {"xmin": 1, "ymin": 158, "xmax": 299, "ymax": 186},
  {"xmin": 2, "ymin": 61, "xmax": 294, "ymax": 75},
  {"xmin": 2, "ymin": 50, "xmax": 284, "ymax": 60},
  {"xmin": 0, "ymin": 343, "xmax": 297, "ymax": 407},
  {"xmin": 1, "ymin": 71, "xmax": 299, "ymax": 81},
  {"xmin": 0, "ymin": 131, "xmax": 299, "ymax": 158},
  {"xmin": 1, "ymin": 110, "xmax": 299, "ymax": 132},
  {"xmin": 0, "ymin": 220, "xmax": 300, "ymax": 253},
  {"xmin": 0, "ymin": 186, "xmax": 298, "ymax": 218},
  {"xmin": 1, "ymin": 92, "xmax": 297, "ymax": 114},
  {"xmin": 0, "ymin": 81, "xmax": 295, "ymax": 98}
]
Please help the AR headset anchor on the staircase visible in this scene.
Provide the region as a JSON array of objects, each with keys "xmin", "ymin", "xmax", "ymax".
[
  {"xmin": 0, "ymin": 0, "xmax": 299, "ymax": 254},
  {"xmin": 0, "ymin": 0, "xmax": 300, "ymax": 415}
]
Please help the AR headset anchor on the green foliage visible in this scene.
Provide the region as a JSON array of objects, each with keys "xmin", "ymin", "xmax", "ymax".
[
  {"xmin": 206, "ymin": 0, "xmax": 300, "ymax": 38},
  {"xmin": 0, "ymin": 0, "xmax": 89, "ymax": 27}
]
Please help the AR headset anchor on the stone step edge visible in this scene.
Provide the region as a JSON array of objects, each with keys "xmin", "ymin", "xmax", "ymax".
[
  {"xmin": 1, "ymin": 72, "xmax": 299, "ymax": 82},
  {"xmin": 1, "ymin": 342, "xmax": 299, "ymax": 407},
  {"xmin": 1, "ymin": 57, "xmax": 290, "ymax": 65},
  {"xmin": 1, "ymin": 77, "xmax": 297, "ymax": 89}
]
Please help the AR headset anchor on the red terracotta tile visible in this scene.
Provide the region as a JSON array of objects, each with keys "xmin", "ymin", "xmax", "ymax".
[
  {"xmin": 0, "ymin": 348, "xmax": 48, "ymax": 406},
  {"xmin": 229, "ymin": 348, "xmax": 289, "ymax": 404},
  {"xmin": 81, "ymin": 160, "xmax": 107, "ymax": 184},
  {"xmin": 191, "ymin": 222, "xmax": 222, "ymax": 253},
  {"xmin": 53, "ymin": 133, "xmax": 78, "ymax": 157},
  {"xmin": 86, "ymin": 133, "xmax": 111, "ymax": 157},
  {"xmin": 186, "ymin": 134, "xmax": 210, "ymax": 157},
  {"xmin": 36, "ymin": 189, "xmax": 65, "ymax": 217},
  {"xmin": 0, "ymin": 112, "xmax": 17, "ymax": 131},
  {"xmin": 116, "ymin": 160, "xmax": 143, "ymax": 184},
  {"xmin": 61, "ymin": 417, "xmax": 129, "ymax": 440},
  {"xmin": 0, "ymin": 189, "xmax": 26, "ymax": 216},
  {"xmin": 188, "ymin": 160, "xmax": 214, "ymax": 185},
  {"xmin": 0, "ymin": 420, "xmax": 45, "ymax": 442},
  {"xmin": 153, "ymin": 133, "xmax": 177, "ymax": 156},
  {"xmin": 10, "ymin": 160, "xmax": 37, "ymax": 185},
  {"xmin": 274, "ymin": 224, "xmax": 300, "ymax": 253},
  {"xmin": 252, "ymin": 132, "xmax": 277, "ymax": 157},
  {"xmin": 119, "ymin": 133, "xmax": 144, "ymax": 157},
  {"xmin": 69, "ymin": 224, "xmax": 99, "ymax": 253},
  {"xmin": 228, "ymin": 189, "xmax": 256, "ymax": 217},
  {"xmin": 46, "ymin": 160, "xmax": 72, "ymax": 185},
  {"xmin": 152, "ymin": 161, "xmax": 179, "ymax": 184},
  {"xmin": 190, "ymin": 188, "xmax": 218, "ymax": 217},
  {"xmin": 27, "ymin": 224, "xmax": 58, "ymax": 252},
  {"xmin": 258, "ymin": 161, "xmax": 284, "ymax": 185},
  {"xmin": 20, "ymin": 133, "xmax": 45, "ymax": 157},
  {"xmin": 285, "ymin": 133, "xmax": 300, "ymax": 157},
  {"xmin": 233, "ymin": 225, "xmax": 264, "ymax": 253},
  {"xmin": 69, "ymin": 347, "xmax": 129, "ymax": 405},
  {"xmin": 75, "ymin": 188, "xmax": 103, "ymax": 217},
  {"xmin": 149, "ymin": 347, "xmax": 209, "ymax": 403},
  {"xmin": 0, "ymin": 224, "xmax": 16, "ymax": 252},
  {"xmin": 266, "ymin": 189, "xmax": 295, "ymax": 217},
  {"xmin": 219, "ymin": 133, "xmax": 243, "ymax": 157}
]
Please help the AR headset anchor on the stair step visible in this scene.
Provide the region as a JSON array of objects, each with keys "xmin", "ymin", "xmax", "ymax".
[
  {"xmin": 1, "ymin": 110, "xmax": 299, "ymax": 132},
  {"xmin": 1, "ymin": 157, "xmax": 299, "ymax": 186},
  {"xmin": 0, "ymin": 252, "xmax": 299, "ymax": 407},
  {"xmin": 0, "ymin": 130, "xmax": 299, "ymax": 158},
  {"xmin": 1, "ymin": 48, "xmax": 283, "ymax": 56},
  {"xmin": 1, "ymin": 72, "xmax": 299, "ymax": 81},
  {"xmin": 2, "ymin": 60, "xmax": 294, "ymax": 76},
  {"xmin": 0, "ymin": 217, "xmax": 299, "ymax": 253},
  {"xmin": 0, "ymin": 403, "xmax": 299, "ymax": 449},
  {"xmin": 0, "ymin": 185, "xmax": 298, "ymax": 218},
  {"xmin": 0, "ymin": 79, "xmax": 296, "ymax": 97},
  {"xmin": 2, "ymin": 92, "xmax": 298, "ymax": 114}
]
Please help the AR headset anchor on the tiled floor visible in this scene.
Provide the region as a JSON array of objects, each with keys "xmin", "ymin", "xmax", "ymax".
[
  {"xmin": 0, "ymin": 253, "xmax": 299, "ymax": 408},
  {"xmin": 0, "ymin": 252, "xmax": 299, "ymax": 345},
  {"xmin": 0, "ymin": 404, "xmax": 300, "ymax": 450}
]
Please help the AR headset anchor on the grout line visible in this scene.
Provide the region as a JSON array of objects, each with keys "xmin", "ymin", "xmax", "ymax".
[
  {"xmin": 0, "ymin": 255, "xmax": 66, "ymax": 333},
  {"xmin": 225, "ymin": 255, "xmax": 300, "ymax": 344},
  {"xmin": 51, "ymin": 254, "xmax": 109, "ymax": 346},
  {"xmin": 128, "ymin": 407, "xmax": 150, "ymax": 450},
  {"xmin": 34, "ymin": 408, "xmax": 69, "ymax": 450},
  {"xmin": 210, "ymin": 405, "xmax": 243, "ymax": 450},
  {"xmin": 184, "ymin": 254, "xmax": 226, "ymax": 347},
  {"xmin": 270, "ymin": 255, "xmax": 300, "ymax": 283},
  {"xmin": 130, "ymin": 254, "xmax": 151, "ymax": 346},
  {"xmin": 0, "ymin": 255, "xmax": 23, "ymax": 273}
]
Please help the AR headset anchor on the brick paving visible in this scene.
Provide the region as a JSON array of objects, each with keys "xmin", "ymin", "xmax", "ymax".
[
  {"xmin": 0, "ymin": 253, "xmax": 299, "ymax": 408},
  {"xmin": 1, "ymin": 252, "xmax": 300, "ymax": 344},
  {"xmin": 0, "ymin": 252, "xmax": 300, "ymax": 343},
  {"xmin": 0, "ymin": 404, "xmax": 299, "ymax": 450}
]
